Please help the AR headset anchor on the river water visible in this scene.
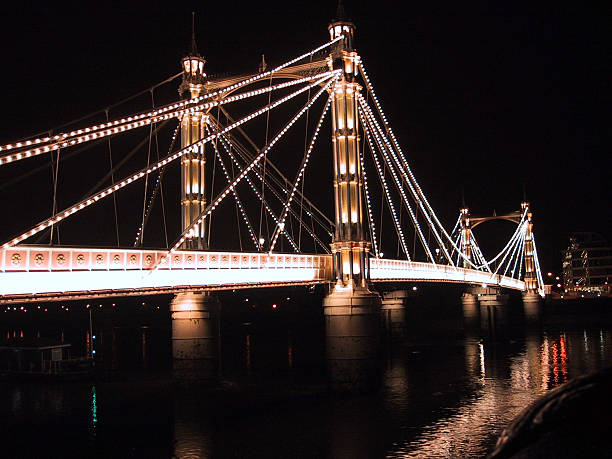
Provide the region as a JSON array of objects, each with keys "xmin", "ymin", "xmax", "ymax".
[{"xmin": 1, "ymin": 287, "xmax": 611, "ymax": 458}]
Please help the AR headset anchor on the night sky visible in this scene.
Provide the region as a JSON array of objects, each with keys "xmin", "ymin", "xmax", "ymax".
[{"xmin": 0, "ymin": 1, "xmax": 609, "ymax": 272}]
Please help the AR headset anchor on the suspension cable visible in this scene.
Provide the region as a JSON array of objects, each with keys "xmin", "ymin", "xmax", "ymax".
[
  {"xmin": 216, "ymin": 134, "xmax": 302, "ymax": 252},
  {"xmin": 361, "ymin": 104, "xmax": 427, "ymax": 261},
  {"xmin": 154, "ymin": 77, "xmax": 334, "ymax": 264},
  {"xmin": 0, "ymin": 71, "xmax": 339, "ymax": 166},
  {"xmin": 269, "ymin": 94, "xmax": 331, "ymax": 252},
  {"xmin": 361, "ymin": 109, "xmax": 410, "ymax": 260},
  {"xmin": 216, "ymin": 106, "xmax": 335, "ymax": 233},
  {"xmin": 133, "ymin": 120, "xmax": 180, "ymax": 247},
  {"xmin": 105, "ymin": 110, "xmax": 120, "ymax": 246},
  {"xmin": 360, "ymin": 98, "xmax": 450, "ymax": 265},
  {"xmin": 3, "ymin": 73, "xmax": 334, "ymax": 248},
  {"xmin": 207, "ymin": 125, "xmax": 259, "ymax": 249},
  {"xmin": 138, "ymin": 92, "xmax": 155, "ymax": 246},
  {"xmin": 49, "ymin": 147, "xmax": 60, "ymax": 245},
  {"xmin": 216, "ymin": 131, "xmax": 329, "ymax": 252}
]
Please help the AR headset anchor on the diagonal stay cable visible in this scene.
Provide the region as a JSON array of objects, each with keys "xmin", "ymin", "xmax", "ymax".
[
  {"xmin": 216, "ymin": 130, "xmax": 330, "ymax": 253},
  {"xmin": 269, "ymin": 94, "xmax": 332, "ymax": 252},
  {"xmin": 153, "ymin": 77, "xmax": 334, "ymax": 267},
  {"xmin": 2, "ymin": 73, "xmax": 335, "ymax": 248},
  {"xmin": 216, "ymin": 133, "xmax": 302, "ymax": 253},
  {"xmin": 0, "ymin": 71, "xmax": 338, "ymax": 166},
  {"xmin": 206, "ymin": 124, "xmax": 260, "ymax": 250},
  {"xmin": 360, "ymin": 108, "xmax": 410, "ymax": 260},
  {"xmin": 217, "ymin": 105, "xmax": 334, "ymax": 233}
]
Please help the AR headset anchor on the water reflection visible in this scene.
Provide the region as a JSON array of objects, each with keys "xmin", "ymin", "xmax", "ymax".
[{"xmin": 1, "ymin": 298, "xmax": 612, "ymax": 457}]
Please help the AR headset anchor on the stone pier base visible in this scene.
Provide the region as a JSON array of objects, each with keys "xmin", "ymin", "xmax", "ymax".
[
  {"xmin": 171, "ymin": 292, "xmax": 219, "ymax": 381},
  {"xmin": 523, "ymin": 292, "xmax": 543, "ymax": 322},
  {"xmin": 381, "ymin": 290, "xmax": 408, "ymax": 340},
  {"xmin": 323, "ymin": 287, "xmax": 381, "ymax": 392}
]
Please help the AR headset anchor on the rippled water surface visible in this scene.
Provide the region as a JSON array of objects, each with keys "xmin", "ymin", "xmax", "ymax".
[{"xmin": 1, "ymin": 290, "xmax": 611, "ymax": 458}]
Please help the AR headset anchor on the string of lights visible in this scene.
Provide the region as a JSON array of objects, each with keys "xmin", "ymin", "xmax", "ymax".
[
  {"xmin": 491, "ymin": 219, "xmax": 528, "ymax": 276},
  {"xmin": 0, "ymin": 71, "xmax": 339, "ymax": 166},
  {"xmin": 212, "ymin": 118, "xmax": 332, "ymax": 249},
  {"xmin": 531, "ymin": 234, "xmax": 546, "ymax": 295},
  {"xmin": 215, "ymin": 133, "xmax": 300, "ymax": 252},
  {"xmin": 216, "ymin": 105, "xmax": 336, "ymax": 234},
  {"xmin": 133, "ymin": 122, "xmax": 181, "ymax": 247},
  {"xmin": 213, "ymin": 108, "xmax": 331, "ymax": 252},
  {"xmin": 2, "ymin": 74, "xmax": 335, "ymax": 248},
  {"xmin": 359, "ymin": 140, "xmax": 380, "ymax": 259},
  {"xmin": 269, "ymin": 95, "xmax": 332, "ymax": 253},
  {"xmin": 470, "ymin": 233, "xmax": 492, "ymax": 272},
  {"xmin": 207, "ymin": 125, "xmax": 260, "ymax": 250},
  {"xmin": 0, "ymin": 34, "xmax": 344, "ymax": 155},
  {"xmin": 360, "ymin": 102, "xmax": 431, "ymax": 262},
  {"xmin": 510, "ymin": 233, "xmax": 525, "ymax": 278},
  {"xmin": 360, "ymin": 60, "xmax": 467, "ymax": 263},
  {"xmin": 359, "ymin": 97, "xmax": 453, "ymax": 265},
  {"xmin": 155, "ymin": 77, "xmax": 335, "ymax": 267},
  {"xmin": 360, "ymin": 107, "xmax": 410, "ymax": 260},
  {"xmin": 474, "ymin": 210, "xmax": 527, "ymax": 270},
  {"xmin": 504, "ymin": 230, "xmax": 526, "ymax": 277}
]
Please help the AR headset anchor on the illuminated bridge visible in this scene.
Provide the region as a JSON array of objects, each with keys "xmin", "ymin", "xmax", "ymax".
[{"xmin": 0, "ymin": 6, "xmax": 545, "ymax": 387}]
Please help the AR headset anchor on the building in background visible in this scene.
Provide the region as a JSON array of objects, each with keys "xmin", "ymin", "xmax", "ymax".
[{"xmin": 563, "ymin": 233, "xmax": 612, "ymax": 297}]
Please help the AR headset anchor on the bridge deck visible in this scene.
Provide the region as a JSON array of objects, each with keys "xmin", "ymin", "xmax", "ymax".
[{"xmin": 0, "ymin": 246, "xmax": 524, "ymax": 303}]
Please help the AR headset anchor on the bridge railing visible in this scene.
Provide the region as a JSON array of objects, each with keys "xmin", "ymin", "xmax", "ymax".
[
  {"xmin": 0, "ymin": 247, "xmax": 525, "ymax": 301},
  {"xmin": 0, "ymin": 246, "xmax": 332, "ymax": 274},
  {"xmin": 370, "ymin": 258, "xmax": 525, "ymax": 291}
]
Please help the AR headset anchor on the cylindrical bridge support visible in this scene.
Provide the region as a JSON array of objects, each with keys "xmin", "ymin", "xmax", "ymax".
[
  {"xmin": 323, "ymin": 289, "xmax": 381, "ymax": 392},
  {"xmin": 170, "ymin": 292, "xmax": 219, "ymax": 381},
  {"xmin": 323, "ymin": 11, "xmax": 381, "ymax": 392},
  {"xmin": 381, "ymin": 290, "xmax": 408, "ymax": 340}
]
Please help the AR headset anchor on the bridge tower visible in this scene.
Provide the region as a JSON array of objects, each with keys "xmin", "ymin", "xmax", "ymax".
[
  {"xmin": 178, "ymin": 29, "xmax": 208, "ymax": 251},
  {"xmin": 171, "ymin": 23, "xmax": 219, "ymax": 381},
  {"xmin": 460, "ymin": 207, "xmax": 472, "ymax": 269},
  {"xmin": 323, "ymin": 5, "xmax": 382, "ymax": 391},
  {"xmin": 522, "ymin": 202, "xmax": 541, "ymax": 306}
]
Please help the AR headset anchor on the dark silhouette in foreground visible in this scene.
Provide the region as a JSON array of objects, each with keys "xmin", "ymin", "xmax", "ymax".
[{"xmin": 489, "ymin": 366, "xmax": 612, "ymax": 458}]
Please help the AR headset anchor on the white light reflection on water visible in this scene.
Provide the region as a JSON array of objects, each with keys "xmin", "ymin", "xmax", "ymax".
[{"xmin": 386, "ymin": 329, "xmax": 598, "ymax": 458}]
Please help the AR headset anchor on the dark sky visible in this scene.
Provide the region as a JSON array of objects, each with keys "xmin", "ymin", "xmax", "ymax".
[{"xmin": 0, "ymin": 1, "xmax": 609, "ymax": 272}]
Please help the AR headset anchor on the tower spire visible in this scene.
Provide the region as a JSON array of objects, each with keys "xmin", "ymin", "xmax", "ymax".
[
  {"xmin": 336, "ymin": 0, "xmax": 346, "ymax": 21},
  {"xmin": 190, "ymin": 11, "xmax": 198, "ymax": 55}
]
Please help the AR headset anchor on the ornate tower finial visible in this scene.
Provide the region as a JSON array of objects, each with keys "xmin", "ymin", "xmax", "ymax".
[
  {"xmin": 179, "ymin": 12, "xmax": 206, "ymax": 97},
  {"xmin": 336, "ymin": 0, "xmax": 346, "ymax": 21},
  {"xmin": 328, "ymin": 0, "xmax": 355, "ymax": 50},
  {"xmin": 191, "ymin": 11, "xmax": 198, "ymax": 55}
]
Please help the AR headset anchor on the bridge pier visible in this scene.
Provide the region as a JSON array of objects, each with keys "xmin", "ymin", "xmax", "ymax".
[
  {"xmin": 461, "ymin": 292, "xmax": 480, "ymax": 328},
  {"xmin": 381, "ymin": 290, "xmax": 408, "ymax": 340},
  {"xmin": 474, "ymin": 286, "xmax": 509, "ymax": 307},
  {"xmin": 170, "ymin": 292, "xmax": 219, "ymax": 381},
  {"xmin": 324, "ymin": 287, "xmax": 381, "ymax": 392},
  {"xmin": 522, "ymin": 292, "xmax": 543, "ymax": 323}
]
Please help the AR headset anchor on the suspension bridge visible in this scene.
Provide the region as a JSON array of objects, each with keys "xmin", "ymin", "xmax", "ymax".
[
  {"xmin": 0, "ymin": 11, "xmax": 544, "ymax": 304},
  {"xmin": 0, "ymin": 5, "xmax": 549, "ymax": 386},
  {"xmin": 0, "ymin": 6, "xmax": 543, "ymax": 303}
]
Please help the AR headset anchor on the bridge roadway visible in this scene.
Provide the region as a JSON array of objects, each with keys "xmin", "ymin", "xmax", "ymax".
[{"xmin": 0, "ymin": 246, "xmax": 525, "ymax": 303}]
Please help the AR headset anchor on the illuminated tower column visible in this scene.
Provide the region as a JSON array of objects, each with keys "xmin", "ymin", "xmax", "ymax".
[
  {"xmin": 323, "ymin": 12, "xmax": 382, "ymax": 392},
  {"xmin": 460, "ymin": 207, "xmax": 472, "ymax": 269},
  {"xmin": 459, "ymin": 207, "xmax": 480, "ymax": 311},
  {"xmin": 522, "ymin": 201, "xmax": 541, "ymax": 305},
  {"xmin": 179, "ymin": 50, "xmax": 208, "ymax": 251},
  {"xmin": 171, "ymin": 36, "xmax": 220, "ymax": 382}
]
